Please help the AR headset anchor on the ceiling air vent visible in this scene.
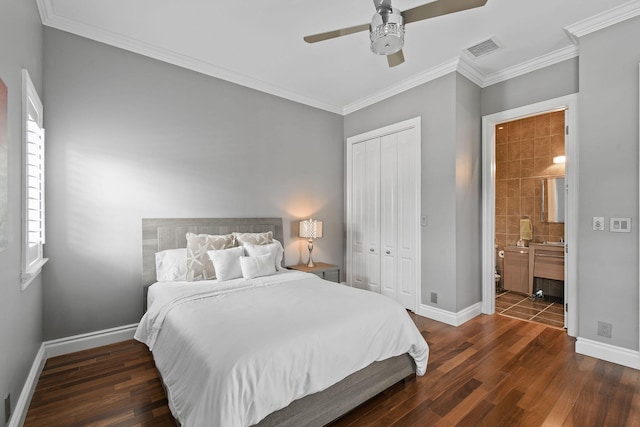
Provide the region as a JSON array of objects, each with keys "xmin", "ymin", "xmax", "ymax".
[{"xmin": 465, "ymin": 37, "xmax": 501, "ymax": 59}]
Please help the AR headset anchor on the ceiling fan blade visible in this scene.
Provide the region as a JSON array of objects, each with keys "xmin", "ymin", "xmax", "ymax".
[
  {"xmin": 304, "ymin": 23, "xmax": 370, "ymax": 44},
  {"xmin": 387, "ymin": 50, "xmax": 405, "ymax": 67},
  {"xmin": 402, "ymin": 0, "xmax": 488, "ymax": 25}
]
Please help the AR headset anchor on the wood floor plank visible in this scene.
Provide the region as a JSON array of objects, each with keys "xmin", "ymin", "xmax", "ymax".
[
  {"xmin": 25, "ymin": 314, "xmax": 640, "ymax": 426},
  {"xmin": 434, "ymin": 385, "xmax": 488, "ymax": 427},
  {"xmin": 540, "ymin": 356, "xmax": 597, "ymax": 427}
]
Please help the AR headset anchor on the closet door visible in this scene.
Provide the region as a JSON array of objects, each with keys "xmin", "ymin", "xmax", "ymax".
[
  {"xmin": 379, "ymin": 129, "xmax": 418, "ymax": 310},
  {"xmin": 347, "ymin": 117, "xmax": 420, "ymax": 308},
  {"xmin": 380, "ymin": 134, "xmax": 398, "ymax": 300},
  {"xmin": 350, "ymin": 141, "xmax": 367, "ymax": 289},
  {"xmin": 395, "ymin": 128, "xmax": 418, "ymax": 310},
  {"xmin": 364, "ymin": 138, "xmax": 381, "ymax": 293},
  {"xmin": 350, "ymin": 138, "xmax": 380, "ymax": 293}
]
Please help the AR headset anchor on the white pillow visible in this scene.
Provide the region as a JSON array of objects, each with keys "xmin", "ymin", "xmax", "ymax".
[
  {"xmin": 207, "ymin": 246, "xmax": 244, "ymax": 282},
  {"xmin": 240, "ymin": 253, "xmax": 277, "ymax": 279},
  {"xmin": 243, "ymin": 240, "xmax": 284, "ymax": 271},
  {"xmin": 155, "ymin": 248, "xmax": 188, "ymax": 281}
]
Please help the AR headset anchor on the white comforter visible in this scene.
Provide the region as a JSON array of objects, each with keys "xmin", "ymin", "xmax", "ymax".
[{"xmin": 135, "ymin": 270, "xmax": 428, "ymax": 427}]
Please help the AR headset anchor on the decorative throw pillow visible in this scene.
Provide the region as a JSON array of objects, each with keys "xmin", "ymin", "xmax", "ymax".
[
  {"xmin": 243, "ymin": 240, "xmax": 284, "ymax": 271},
  {"xmin": 207, "ymin": 246, "xmax": 244, "ymax": 282},
  {"xmin": 233, "ymin": 231, "xmax": 273, "ymax": 246},
  {"xmin": 155, "ymin": 248, "xmax": 188, "ymax": 281},
  {"xmin": 186, "ymin": 233, "xmax": 235, "ymax": 281},
  {"xmin": 239, "ymin": 253, "xmax": 277, "ymax": 279}
]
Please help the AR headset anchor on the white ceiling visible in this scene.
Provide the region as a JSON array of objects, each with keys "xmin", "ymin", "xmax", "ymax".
[{"xmin": 37, "ymin": 0, "xmax": 640, "ymax": 114}]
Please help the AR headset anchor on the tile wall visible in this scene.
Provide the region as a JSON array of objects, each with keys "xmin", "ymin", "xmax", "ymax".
[
  {"xmin": 495, "ymin": 111, "xmax": 566, "ymax": 294},
  {"xmin": 495, "ymin": 110, "xmax": 566, "ymax": 249}
]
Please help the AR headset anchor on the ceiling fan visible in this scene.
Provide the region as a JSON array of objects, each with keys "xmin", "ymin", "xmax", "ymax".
[{"xmin": 304, "ymin": 0, "xmax": 488, "ymax": 67}]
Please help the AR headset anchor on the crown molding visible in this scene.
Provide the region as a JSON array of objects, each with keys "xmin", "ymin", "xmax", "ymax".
[
  {"xmin": 343, "ymin": 44, "xmax": 579, "ymax": 114},
  {"xmin": 342, "ymin": 58, "xmax": 460, "ymax": 115},
  {"xmin": 37, "ymin": 0, "xmax": 344, "ymax": 115},
  {"xmin": 456, "ymin": 55, "xmax": 486, "ymax": 87},
  {"xmin": 482, "ymin": 44, "xmax": 579, "ymax": 88},
  {"xmin": 341, "ymin": 0, "xmax": 638, "ymax": 111},
  {"xmin": 564, "ymin": 0, "xmax": 640, "ymax": 44},
  {"xmin": 37, "ymin": 0, "xmax": 639, "ymax": 116},
  {"xmin": 36, "ymin": 0, "xmax": 53, "ymax": 22}
]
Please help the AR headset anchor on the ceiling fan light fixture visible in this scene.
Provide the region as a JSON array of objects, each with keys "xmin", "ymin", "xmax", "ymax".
[{"xmin": 370, "ymin": 8, "xmax": 404, "ymax": 55}]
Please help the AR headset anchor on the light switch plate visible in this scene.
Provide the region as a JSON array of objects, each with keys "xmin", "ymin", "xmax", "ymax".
[
  {"xmin": 593, "ymin": 217, "xmax": 605, "ymax": 231},
  {"xmin": 610, "ymin": 217, "xmax": 631, "ymax": 233}
]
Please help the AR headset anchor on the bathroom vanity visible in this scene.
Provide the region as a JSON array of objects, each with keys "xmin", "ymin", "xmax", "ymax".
[
  {"xmin": 528, "ymin": 243, "xmax": 565, "ymax": 295},
  {"xmin": 503, "ymin": 243, "xmax": 565, "ymax": 296},
  {"xmin": 503, "ymin": 246, "xmax": 529, "ymax": 294}
]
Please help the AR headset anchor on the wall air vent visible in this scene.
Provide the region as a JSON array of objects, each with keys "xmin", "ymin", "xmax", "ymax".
[{"xmin": 465, "ymin": 37, "xmax": 501, "ymax": 58}]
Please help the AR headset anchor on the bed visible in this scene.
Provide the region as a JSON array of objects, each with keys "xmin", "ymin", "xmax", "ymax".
[{"xmin": 136, "ymin": 218, "xmax": 429, "ymax": 427}]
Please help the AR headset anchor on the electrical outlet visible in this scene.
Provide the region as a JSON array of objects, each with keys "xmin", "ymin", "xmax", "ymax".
[
  {"xmin": 430, "ymin": 292, "xmax": 437, "ymax": 304},
  {"xmin": 4, "ymin": 393, "xmax": 10, "ymax": 423},
  {"xmin": 597, "ymin": 321, "xmax": 612, "ymax": 338}
]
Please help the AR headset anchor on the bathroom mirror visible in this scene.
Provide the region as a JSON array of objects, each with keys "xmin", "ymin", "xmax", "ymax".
[{"xmin": 542, "ymin": 177, "xmax": 565, "ymax": 223}]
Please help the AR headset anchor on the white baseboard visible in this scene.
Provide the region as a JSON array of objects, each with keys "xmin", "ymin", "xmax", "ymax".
[
  {"xmin": 575, "ymin": 337, "xmax": 640, "ymax": 370},
  {"xmin": 44, "ymin": 323, "xmax": 138, "ymax": 358},
  {"xmin": 8, "ymin": 323, "xmax": 139, "ymax": 427},
  {"xmin": 418, "ymin": 302, "xmax": 482, "ymax": 326},
  {"xmin": 8, "ymin": 344, "xmax": 46, "ymax": 427}
]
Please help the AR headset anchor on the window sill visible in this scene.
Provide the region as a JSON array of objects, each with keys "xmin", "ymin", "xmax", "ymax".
[{"xmin": 21, "ymin": 258, "xmax": 48, "ymax": 291}]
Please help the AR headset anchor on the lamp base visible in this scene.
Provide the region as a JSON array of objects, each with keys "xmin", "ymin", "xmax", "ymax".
[{"xmin": 307, "ymin": 239, "xmax": 315, "ymax": 268}]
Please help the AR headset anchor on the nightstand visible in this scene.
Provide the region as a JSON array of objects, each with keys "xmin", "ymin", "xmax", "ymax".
[{"xmin": 288, "ymin": 262, "xmax": 341, "ymax": 283}]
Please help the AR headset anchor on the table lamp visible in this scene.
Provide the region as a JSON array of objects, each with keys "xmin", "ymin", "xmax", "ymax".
[{"xmin": 299, "ymin": 219, "xmax": 323, "ymax": 268}]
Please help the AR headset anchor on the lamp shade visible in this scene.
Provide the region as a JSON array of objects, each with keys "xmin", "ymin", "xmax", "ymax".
[{"xmin": 299, "ymin": 219, "xmax": 323, "ymax": 239}]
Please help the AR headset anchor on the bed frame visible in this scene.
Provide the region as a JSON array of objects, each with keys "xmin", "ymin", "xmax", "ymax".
[{"xmin": 141, "ymin": 217, "xmax": 416, "ymax": 426}]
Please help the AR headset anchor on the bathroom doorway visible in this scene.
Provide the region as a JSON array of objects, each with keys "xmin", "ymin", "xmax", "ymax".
[
  {"xmin": 494, "ymin": 111, "xmax": 566, "ymax": 329},
  {"xmin": 481, "ymin": 94, "xmax": 578, "ymax": 336}
]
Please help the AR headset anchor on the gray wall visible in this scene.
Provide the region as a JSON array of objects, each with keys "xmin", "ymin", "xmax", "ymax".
[
  {"xmin": 577, "ymin": 16, "xmax": 640, "ymax": 350},
  {"xmin": 42, "ymin": 28, "xmax": 344, "ymax": 340},
  {"xmin": 0, "ymin": 0, "xmax": 44, "ymax": 422},
  {"xmin": 481, "ymin": 57, "xmax": 579, "ymax": 116},
  {"xmin": 5, "ymin": 14, "xmax": 638, "ymax": 419},
  {"xmin": 480, "ymin": 34, "xmax": 639, "ymax": 351},
  {"xmin": 344, "ymin": 73, "xmax": 483, "ymax": 313},
  {"xmin": 455, "ymin": 74, "xmax": 482, "ymax": 310}
]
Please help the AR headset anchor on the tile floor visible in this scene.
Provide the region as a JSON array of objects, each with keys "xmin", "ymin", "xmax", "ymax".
[{"xmin": 495, "ymin": 291, "xmax": 565, "ymax": 329}]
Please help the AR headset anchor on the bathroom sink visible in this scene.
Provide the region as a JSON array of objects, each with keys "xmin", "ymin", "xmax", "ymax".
[{"xmin": 542, "ymin": 241, "xmax": 565, "ymax": 246}]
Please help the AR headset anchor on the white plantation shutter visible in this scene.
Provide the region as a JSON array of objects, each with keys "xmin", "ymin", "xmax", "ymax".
[
  {"xmin": 26, "ymin": 121, "xmax": 44, "ymax": 252},
  {"xmin": 22, "ymin": 69, "xmax": 47, "ymax": 289}
]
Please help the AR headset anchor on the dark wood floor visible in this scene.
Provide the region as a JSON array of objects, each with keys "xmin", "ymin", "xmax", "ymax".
[
  {"xmin": 24, "ymin": 339, "xmax": 174, "ymax": 426},
  {"xmin": 25, "ymin": 313, "xmax": 640, "ymax": 426}
]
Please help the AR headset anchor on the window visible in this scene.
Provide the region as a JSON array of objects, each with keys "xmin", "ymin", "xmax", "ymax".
[{"xmin": 21, "ymin": 69, "xmax": 46, "ymax": 290}]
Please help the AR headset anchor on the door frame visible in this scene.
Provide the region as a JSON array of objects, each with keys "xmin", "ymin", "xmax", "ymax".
[
  {"xmin": 345, "ymin": 116, "xmax": 422, "ymax": 311},
  {"xmin": 481, "ymin": 94, "xmax": 578, "ymax": 337}
]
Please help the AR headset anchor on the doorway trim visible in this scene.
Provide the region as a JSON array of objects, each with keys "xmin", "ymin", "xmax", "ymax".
[{"xmin": 481, "ymin": 94, "xmax": 578, "ymax": 337}]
